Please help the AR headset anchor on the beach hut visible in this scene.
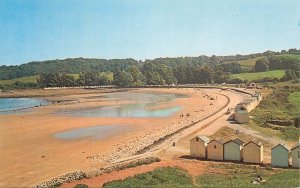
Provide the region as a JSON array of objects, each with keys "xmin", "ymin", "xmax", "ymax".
[
  {"xmin": 236, "ymin": 101, "xmax": 251, "ymax": 112},
  {"xmin": 291, "ymin": 143, "xmax": 300, "ymax": 168},
  {"xmin": 243, "ymin": 141, "xmax": 263, "ymax": 164},
  {"xmin": 234, "ymin": 103, "xmax": 247, "ymax": 112},
  {"xmin": 207, "ymin": 138, "xmax": 225, "ymax": 161},
  {"xmin": 224, "ymin": 138, "xmax": 244, "ymax": 161},
  {"xmin": 244, "ymin": 97, "xmax": 258, "ymax": 112},
  {"xmin": 190, "ymin": 135, "xmax": 209, "ymax": 158},
  {"xmin": 271, "ymin": 143, "xmax": 289, "ymax": 167},
  {"xmin": 235, "ymin": 110, "xmax": 250, "ymax": 124},
  {"xmin": 252, "ymin": 93, "xmax": 262, "ymax": 102}
]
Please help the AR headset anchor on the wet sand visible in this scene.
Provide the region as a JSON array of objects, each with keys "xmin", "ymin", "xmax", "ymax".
[{"xmin": 0, "ymin": 88, "xmax": 229, "ymax": 187}]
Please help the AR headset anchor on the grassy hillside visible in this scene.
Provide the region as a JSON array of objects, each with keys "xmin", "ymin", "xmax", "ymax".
[
  {"xmin": 288, "ymin": 91, "xmax": 300, "ymax": 116},
  {"xmin": 285, "ymin": 54, "xmax": 300, "ymax": 60},
  {"xmin": 249, "ymin": 81, "xmax": 300, "ymax": 141},
  {"xmin": 224, "ymin": 54, "xmax": 300, "ymax": 71},
  {"xmin": 234, "ymin": 56, "xmax": 266, "ymax": 71},
  {"xmin": 230, "ymin": 70, "xmax": 285, "ymax": 81}
]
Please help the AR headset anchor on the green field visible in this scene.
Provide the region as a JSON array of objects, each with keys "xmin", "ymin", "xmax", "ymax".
[
  {"xmin": 235, "ymin": 56, "xmax": 265, "ymax": 70},
  {"xmin": 224, "ymin": 56, "xmax": 265, "ymax": 71},
  {"xmin": 230, "ymin": 70, "xmax": 285, "ymax": 81},
  {"xmin": 0, "ymin": 74, "xmax": 81, "ymax": 86},
  {"xmin": 0, "ymin": 75, "xmax": 38, "ymax": 85}
]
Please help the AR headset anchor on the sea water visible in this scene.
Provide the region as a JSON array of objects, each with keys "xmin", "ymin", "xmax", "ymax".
[
  {"xmin": 59, "ymin": 92, "xmax": 186, "ymax": 118},
  {"xmin": 54, "ymin": 124, "xmax": 132, "ymax": 140},
  {"xmin": 0, "ymin": 98, "xmax": 49, "ymax": 113}
]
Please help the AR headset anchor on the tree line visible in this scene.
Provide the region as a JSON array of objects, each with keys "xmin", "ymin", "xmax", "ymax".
[
  {"xmin": 0, "ymin": 49, "xmax": 299, "ymax": 89},
  {"xmin": 1, "ymin": 49, "xmax": 299, "ymax": 80}
]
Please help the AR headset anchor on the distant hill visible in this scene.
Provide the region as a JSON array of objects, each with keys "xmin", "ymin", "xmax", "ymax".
[
  {"xmin": 0, "ymin": 58, "xmax": 140, "ymax": 80},
  {"xmin": 0, "ymin": 49, "xmax": 299, "ymax": 81}
]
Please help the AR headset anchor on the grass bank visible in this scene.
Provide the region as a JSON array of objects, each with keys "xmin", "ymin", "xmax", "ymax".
[
  {"xmin": 196, "ymin": 163, "xmax": 299, "ymax": 188},
  {"xmin": 102, "ymin": 164, "xmax": 299, "ymax": 188},
  {"xmin": 103, "ymin": 167, "xmax": 193, "ymax": 188}
]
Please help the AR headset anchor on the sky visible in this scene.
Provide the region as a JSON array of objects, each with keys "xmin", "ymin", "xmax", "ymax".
[{"xmin": 0, "ymin": 0, "xmax": 299, "ymax": 65}]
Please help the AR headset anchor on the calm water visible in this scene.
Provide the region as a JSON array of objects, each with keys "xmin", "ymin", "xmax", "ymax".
[
  {"xmin": 0, "ymin": 98, "xmax": 49, "ymax": 112},
  {"xmin": 60, "ymin": 92, "xmax": 186, "ymax": 118},
  {"xmin": 54, "ymin": 124, "xmax": 131, "ymax": 140},
  {"xmin": 64, "ymin": 104, "xmax": 181, "ymax": 118}
]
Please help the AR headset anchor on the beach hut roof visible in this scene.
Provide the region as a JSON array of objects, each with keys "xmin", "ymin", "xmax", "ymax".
[
  {"xmin": 245, "ymin": 97, "xmax": 256, "ymax": 101},
  {"xmin": 191, "ymin": 135, "xmax": 210, "ymax": 143},
  {"xmin": 252, "ymin": 93, "xmax": 261, "ymax": 97},
  {"xmin": 244, "ymin": 140, "xmax": 263, "ymax": 147},
  {"xmin": 271, "ymin": 143, "xmax": 290, "ymax": 151},
  {"xmin": 238, "ymin": 101, "xmax": 250, "ymax": 105},
  {"xmin": 291, "ymin": 143, "xmax": 300, "ymax": 151},
  {"xmin": 224, "ymin": 138, "xmax": 244, "ymax": 146},
  {"xmin": 236, "ymin": 110, "xmax": 248, "ymax": 114},
  {"xmin": 208, "ymin": 138, "xmax": 225, "ymax": 145}
]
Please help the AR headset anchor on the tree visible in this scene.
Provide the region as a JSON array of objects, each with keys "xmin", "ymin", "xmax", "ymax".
[
  {"xmin": 194, "ymin": 65, "xmax": 214, "ymax": 84},
  {"xmin": 291, "ymin": 63, "xmax": 300, "ymax": 79},
  {"xmin": 173, "ymin": 65, "xmax": 187, "ymax": 84},
  {"xmin": 127, "ymin": 66, "xmax": 146, "ymax": 86},
  {"xmin": 281, "ymin": 70, "xmax": 296, "ymax": 81},
  {"xmin": 37, "ymin": 73, "xmax": 76, "ymax": 87},
  {"xmin": 113, "ymin": 71, "xmax": 133, "ymax": 87},
  {"xmin": 145, "ymin": 71, "xmax": 165, "ymax": 85},
  {"xmin": 78, "ymin": 72, "xmax": 98, "ymax": 86},
  {"xmin": 155, "ymin": 64, "xmax": 177, "ymax": 85},
  {"xmin": 60, "ymin": 74, "xmax": 76, "ymax": 87},
  {"xmin": 228, "ymin": 77, "xmax": 244, "ymax": 84},
  {"xmin": 254, "ymin": 58, "xmax": 269, "ymax": 72},
  {"xmin": 268, "ymin": 56, "xmax": 282, "ymax": 70},
  {"xmin": 213, "ymin": 69, "xmax": 229, "ymax": 84},
  {"xmin": 218, "ymin": 62, "xmax": 242, "ymax": 74}
]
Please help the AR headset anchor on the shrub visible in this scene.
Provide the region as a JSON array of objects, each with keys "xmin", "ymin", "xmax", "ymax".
[{"xmin": 74, "ymin": 184, "xmax": 89, "ymax": 188}]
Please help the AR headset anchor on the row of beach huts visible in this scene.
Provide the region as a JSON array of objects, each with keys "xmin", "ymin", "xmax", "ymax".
[
  {"xmin": 234, "ymin": 92, "xmax": 262, "ymax": 124},
  {"xmin": 190, "ymin": 135, "xmax": 300, "ymax": 168}
]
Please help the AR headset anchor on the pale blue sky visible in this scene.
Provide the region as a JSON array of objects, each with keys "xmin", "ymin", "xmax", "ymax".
[{"xmin": 0, "ymin": 0, "xmax": 299, "ymax": 65}]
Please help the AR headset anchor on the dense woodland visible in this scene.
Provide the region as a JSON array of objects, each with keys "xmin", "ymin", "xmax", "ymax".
[{"xmin": 0, "ymin": 49, "xmax": 299, "ymax": 88}]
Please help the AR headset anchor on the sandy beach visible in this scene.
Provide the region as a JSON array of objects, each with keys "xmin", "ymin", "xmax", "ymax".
[{"xmin": 0, "ymin": 88, "xmax": 240, "ymax": 187}]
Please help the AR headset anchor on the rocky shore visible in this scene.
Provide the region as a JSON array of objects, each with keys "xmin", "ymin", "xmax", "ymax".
[{"xmin": 36, "ymin": 171, "xmax": 86, "ymax": 188}]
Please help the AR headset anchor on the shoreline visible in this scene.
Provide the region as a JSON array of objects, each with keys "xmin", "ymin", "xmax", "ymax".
[{"xmin": 0, "ymin": 88, "xmax": 245, "ymax": 187}]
